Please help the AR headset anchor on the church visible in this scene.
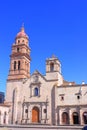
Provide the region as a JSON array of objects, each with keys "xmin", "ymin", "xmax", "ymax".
[{"xmin": 0, "ymin": 26, "xmax": 87, "ymax": 125}]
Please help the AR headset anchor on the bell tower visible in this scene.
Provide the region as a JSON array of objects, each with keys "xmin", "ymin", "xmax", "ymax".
[
  {"xmin": 7, "ymin": 26, "xmax": 31, "ymax": 80},
  {"xmin": 46, "ymin": 55, "xmax": 63, "ymax": 85}
]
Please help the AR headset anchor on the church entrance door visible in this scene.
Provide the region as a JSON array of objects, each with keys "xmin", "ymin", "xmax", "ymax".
[{"xmin": 32, "ymin": 107, "xmax": 39, "ymax": 123}]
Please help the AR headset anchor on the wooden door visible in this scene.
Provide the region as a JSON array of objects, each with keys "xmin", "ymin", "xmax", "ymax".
[{"xmin": 32, "ymin": 107, "xmax": 39, "ymax": 123}]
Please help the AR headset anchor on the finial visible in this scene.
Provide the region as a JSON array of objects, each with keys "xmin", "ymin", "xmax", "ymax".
[
  {"xmin": 52, "ymin": 54, "xmax": 56, "ymax": 58},
  {"xmin": 21, "ymin": 23, "xmax": 25, "ymax": 32}
]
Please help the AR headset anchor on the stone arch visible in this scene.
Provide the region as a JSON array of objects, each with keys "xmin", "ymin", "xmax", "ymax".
[
  {"xmin": 32, "ymin": 106, "xmax": 39, "ymax": 123},
  {"xmin": 62, "ymin": 112, "xmax": 69, "ymax": 124},
  {"xmin": 72, "ymin": 112, "xmax": 79, "ymax": 124}
]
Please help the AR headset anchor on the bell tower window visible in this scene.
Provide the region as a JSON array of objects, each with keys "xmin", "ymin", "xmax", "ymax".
[
  {"xmin": 17, "ymin": 47, "xmax": 19, "ymax": 52},
  {"xmin": 22, "ymin": 40, "xmax": 24, "ymax": 43},
  {"xmin": 18, "ymin": 61, "xmax": 20, "ymax": 70},
  {"xmin": 50, "ymin": 63, "xmax": 54, "ymax": 72},
  {"xmin": 14, "ymin": 61, "xmax": 16, "ymax": 70},
  {"xmin": 18, "ymin": 40, "xmax": 20, "ymax": 44}
]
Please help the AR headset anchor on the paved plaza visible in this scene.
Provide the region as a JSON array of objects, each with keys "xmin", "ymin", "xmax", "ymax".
[{"xmin": 0, "ymin": 125, "xmax": 84, "ymax": 130}]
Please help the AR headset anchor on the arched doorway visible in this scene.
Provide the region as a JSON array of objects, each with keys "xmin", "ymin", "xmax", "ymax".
[
  {"xmin": 62, "ymin": 112, "xmax": 69, "ymax": 124},
  {"xmin": 32, "ymin": 107, "xmax": 39, "ymax": 123},
  {"xmin": 73, "ymin": 112, "xmax": 79, "ymax": 124},
  {"xmin": 83, "ymin": 112, "xmax": 87, "ymax": 124}
]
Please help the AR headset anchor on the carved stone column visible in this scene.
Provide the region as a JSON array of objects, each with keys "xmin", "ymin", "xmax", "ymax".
[
  {"xmin": 28, "ymin": 104, "xmax": 30, "ymax": 123},
  {"xmin": 40, "ymin": 103, "xmax": 42, "ymax": 123},
  {"xmin": 69, "ymin": 109, "xmax": 73, "ymax": 125},
  {"xmin": 80, "ymin": 108, "xmax": 83, "ymax": 125},
  {"xmin": 22, "ymin": 103, "xmax": 24, "ymax": 124}
]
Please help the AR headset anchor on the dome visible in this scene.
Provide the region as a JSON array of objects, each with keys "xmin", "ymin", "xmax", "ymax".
[{"xmin": 15, "ymin": 26, "xmax": 29, "ymax": 40}]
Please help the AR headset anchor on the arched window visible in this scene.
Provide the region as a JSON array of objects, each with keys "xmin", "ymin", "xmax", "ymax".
[
  {"xmin": 14, "ymin": 61, "xmax": 16, "ymax": 70},
  {"xmin": 62, "ymin": 112, "xmax": 69, "ymax": 124},
  {"xmin": 22, "ymin": 40, "xmax": 24, "ymax": 43},
  {"xmin": 34, "ymin": 88, "xmax": 38, "ymax": 96},
  {"xmin": 18, "ymin": 61, "xmax": 20, "ymax": 70},
  {"xmin": 17, "ymin": 47, "xmax": 19, "ymax": 52},
  {"xmin": 50, "ymin": 63, "xmax": 54, "ymax": 72},
  {"xmin": 18, "ymin": 40, "xmax": 20, "ymax": 43}
]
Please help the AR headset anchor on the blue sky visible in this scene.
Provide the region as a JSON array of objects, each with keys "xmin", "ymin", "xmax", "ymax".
[{"xmin": 0, "ymin": 0, "xmax": 87, "ymax": 92}]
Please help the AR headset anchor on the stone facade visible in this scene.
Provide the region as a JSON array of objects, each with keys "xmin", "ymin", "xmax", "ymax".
[
  {"xmin": 0, "ymin": 104, "xmax": 9, "ymax": 124},
  {"xmin": 4, "ymin": 26, "xmax": 87, "ymax": 125}
]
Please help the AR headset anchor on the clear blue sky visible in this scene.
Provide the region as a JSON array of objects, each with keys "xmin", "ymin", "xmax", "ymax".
[{"xmin": 0, "ymin": 0, "xmax": 87, "ymax": 92}]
